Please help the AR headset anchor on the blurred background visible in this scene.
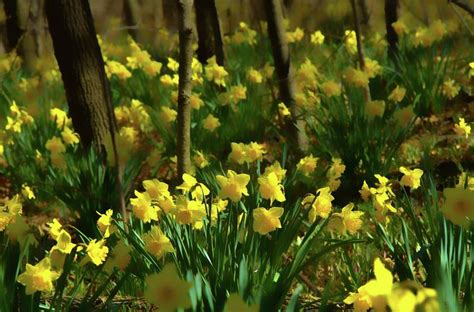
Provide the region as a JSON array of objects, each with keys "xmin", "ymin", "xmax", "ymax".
[{"xmin": 0, "ymin": 0, "xmax": 472, "ymax": 61}]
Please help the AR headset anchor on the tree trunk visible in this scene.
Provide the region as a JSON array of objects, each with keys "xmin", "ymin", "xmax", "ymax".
[
  {"xmin": 45, "ymin": 0, "xmax": 126, "ymax": 219},
  {"xmin": 123, "ymin": 0, "xmax": 140, "ymax": 41},
  {"xmin": 3, "ymin": 0, "xmax": 22, "ymax": 52},
  {"xmin": 264, "ymin": 0, "xmax": 304, "ymax": 153},
  {"xmin": 163, "ymin": 0, "xmax": 179, "ymax": 31},
  {"xmin": 194, "ymin": 0, "xmax": 225, "ymax": 65},
  {"xmin": 3, "ymin": 0, "xmax": 37, "ymax": 70},
  {"xmin": 45, "ymin": 0, "xmax": 116, "ymax": 149},
  {"xmin": 357, "ymin": 0, "xmax": 370, "ymax": 26},
  {"xmin": 177, "ymin": 0, "xmax": 193, "ymax": 177},
  {"xmin": 385, "ymin": 0, "xmax": 399, "ymax": 62},
  {"xmin": 350, "ymin": 0, "xmax": 371, "ymax": 102}
]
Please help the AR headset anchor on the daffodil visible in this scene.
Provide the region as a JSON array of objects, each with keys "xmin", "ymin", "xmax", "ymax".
[
  {"xmin": 296, "ymin": 154, "xmax": 318, "ymax": 176},
  {"xmin": 51, "ymin": 229, "xmax": 76, "ymax": 254},
  {"xmin": 304, "ymin": 187, "xmax": 334, "ymax": 221},
  {"xmin": 60, "ymin": 127, "xmax": 80, "ymax": 145},
  {"xmin": 321, "ymin": 80, "xmax": 341, "ymax": 97},
  {"xmin": 173, "ymin": 196, "xmax": 206, "ymax": 226},
  {"xmin": 104, "ymin": 240, "xmax": 131, "ymax": 272},
  {"xmin": 344, "ymin": 258, "xmax": 393, "ymax": 311},
  {"xmin": 21, "ymin": 184, "xmax": 35, "ymax": 200},
  {"xmin": 264, "ymin": 162, "xmax": 287, "ymax": 182},
  {"xmin": 224, "ymin": 293, "xmax": 259, "ymax": 312},
  {"xmin": 278, "ymin": 102, "xmax": 291, "ymax": 117},
  {"xmin": 202, "ymin": 114, "xmax": 220, "ymax": 132},
  {"xmin": 160, "ymin": 107, "xmax": 177, "ymax": 123},
  {"xmin": 328, "ymin": 203, "xmax": 364, "ymax": 235},
  {"xmin": 359, "ymin": 181, "xmax": 371, "ymax": 202},
  {"xmin": 399, "ymin": 167, "xmax": 423, "ymax": 190},
  {"xmin": 441, "ymin": 187, "xmax": 474, "ymax": 227},
  {"xmin": 97, "ymin": 209, "xmax": 114, "ymax": 238},
  {"xmin": 310, "ymin": 30, "xmax": 325, "ymax": 45},
  {"xmin": 144, "ymin": 264, "xmax": 192, "ymax": 311},
  {"xmin": 45, "ymin": 137, "xmax": 66, "ymax": 154},
  {"xmin": 143, "ymin": 226, "xmax": 175, "ymax": 259},
  {"xmin": 86, "ymin": 239, "xmax": 109, "ymax": 266},
  {"xmin": 130, "ymin": 190, "xmax": 158, "ymax": 223},
  {"xmin": 388, "ymin": 86, "xmax": 406, "ymax": 103},
  {"xmin": 17, "ymin": 257, "xmax": 59, "ymax": 295},
  {"xmin": 258, "ymin": 172, "xmax": 285, "ymax": 204},
  {"xmin": 47, "ymin": 218, "xmax": 63, "ymax": 240},
  {"xmin": 252, "ymin": 207, "xmax": 284, "ymax": 235},
  {"xmin": 176, "ymin": 174, "xmax": 210, "ymax": 201},
  {"xmin": 454, "ymin": 117, "xmax": 471, "ymax": 138},
  {"xmin": 216, "ymin": 170, "xmax": 250, "ymax": 202}
]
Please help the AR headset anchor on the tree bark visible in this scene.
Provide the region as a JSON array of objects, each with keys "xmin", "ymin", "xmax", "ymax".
[
  {"xmin": 3, "ymin": 0, "xmax": 22, "ymax": 52},
  {"xmin": 350, "ymin": 0, "xmax": 371, "ymax": 102},
  {"xmin": 163, "ymin": 0, "xmax": 179, "ymax": 31},
  {"xmin": 45, "ymin": 0, "xmax": 116, "ymax": 149},
  {"xmin": 264, "ymin": 0, "xmax": 304, "ymax": 153},
  {"xmin": 194, "ymin": 0, "xmax": 225, "ymax": 65},
  {"xmin": 385, "ymin": 0, "xmax": 399, "ymax": 62},
  {"xmin": 357, "ymin": 0, "xmax": 370, "ymax": 26},
  {"xmin": 45, "ymin": 0, "xmax": 126, "ymax": 219},
  {"xmin": 123, "ymin": 0, "xmax": 140, "ymax": 41},
  {"xmin": 177, "ymin": 0, "xmax": 193, "ymax": 177}
]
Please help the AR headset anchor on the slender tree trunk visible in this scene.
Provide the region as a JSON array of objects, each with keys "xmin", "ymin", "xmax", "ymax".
[
  {"xmin": 45, "ymin": 0, "xmax": 126, "ymax": 219},
  {"xmin": 350, "ymin": 0, "xmax": 371, "ymax": 102},
  {"xmin": 123, "ymin": 0, "xmax": 140, "ymax": 41},
  {"xmin": 163, "ymin": 0, "xmax": 178, "ymax": 31},
  {"xmin": 194, "ymin": 0, "xmax": 225, "ymax": 65},
  {"xmin": 357, "ymin": 0, "xmax": 370, "ymax": 26},
  {"xmin": 3, "ymin": 0, "xmax": 21, "ymax": 52},
  {"xmin": 177, "ymin": 0, "xmax": 193, "ymax": 177},
  {"xmin": 264, "ymin": 0, "xmax": 304, "ymax": 153},
  {"xmin": 385, "ymin": 0, "xmax": 399, "ymax": 63}
]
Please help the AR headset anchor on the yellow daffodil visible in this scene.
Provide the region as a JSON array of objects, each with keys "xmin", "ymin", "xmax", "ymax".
[
  {"xmin": 441, "ymin": 187, "xmax": 474, "ymax": 227},
  {"xmin": 258, "ymin": 172, "xmax": 285, "ymax": 204},
  {"xmin": 296, "ymin": 154, "xmax": 318, "ymax": 176},
  {"xmin": 97, "ymin": 209, "xmax": 114, "ymax": 238},
  {"xmin": 144, "ymin": 264, "xmax": 192, "ymax": 311},
  {"xmin": 328, "ymin": 203, "xmax": 364, "ymax": 235},
  {"xmin": 104, "ymin": 240, "xmax": 131, "ymax": 272},
  {"xmin": 130, "ymin": 190, "xmax": 158, "ymax": 223},
  {"xmin": 310, "ymin": 30, "xmax": 325, "ymax": 45},
  {"xmin": 45, "ymin": 137, "xmax": 66, "ymax": 154},
  {"xmin": 21, "ymin": 184, "xmax": 35, "ymax": 200},
  {"xmin": 216, "ymin": 170, "xmax": 250, "ymax": 202},
  {"xmin": 321, "ymin": 80, "xmax": 341, "ymax": 97},
  {"xmin": 17, "ymin": 257, "xmax": 59, "ymax": 294},
  {"xmin": 247, "ymin": 68, "xmax": 263, "ymax": 84},
  {"xmin": 399, "ymin": 167, "xmax": 423, "ymax": 190},
  {"xmin": 224, "ymin": 293, "xmax": 259, "ymax": 312},
  {"xmin": 252, "ymin": 207, "xmax": 284, "ymax": 235},
  {"xmin": 454, "ymin": 117, "xmax": 471, "ymax": 138},
  {"xmin": 176, "ymin": 174, "xmax": 210, "ymax": 201},
  {"xmin": 61, "ymin": 127, "xmax": 80, "ymax": 145},
  {"xmin": 304, "ymin": 187, "xmax": 334, "ymax": 221},
  {"xmin": 143, "ymin": 226, "xmax": 175, "ymax": 259},
  {"xmin": 173, "ymin": 196, "xmax": 206, "ymax": 226},
  {"xmin": 86, "ymin": 239, "xmax": 109, "ymax": 266},
  {"xmin": 388, "ymin": 86, "xmax": 406, "ymax": 103},
  {"xmin": 264, "ymin": 162, "xmax": 287, "ymax": 182},
  {"xmin": 202, "ymin": 114, "xmax": 220, "ymax": 132}
]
